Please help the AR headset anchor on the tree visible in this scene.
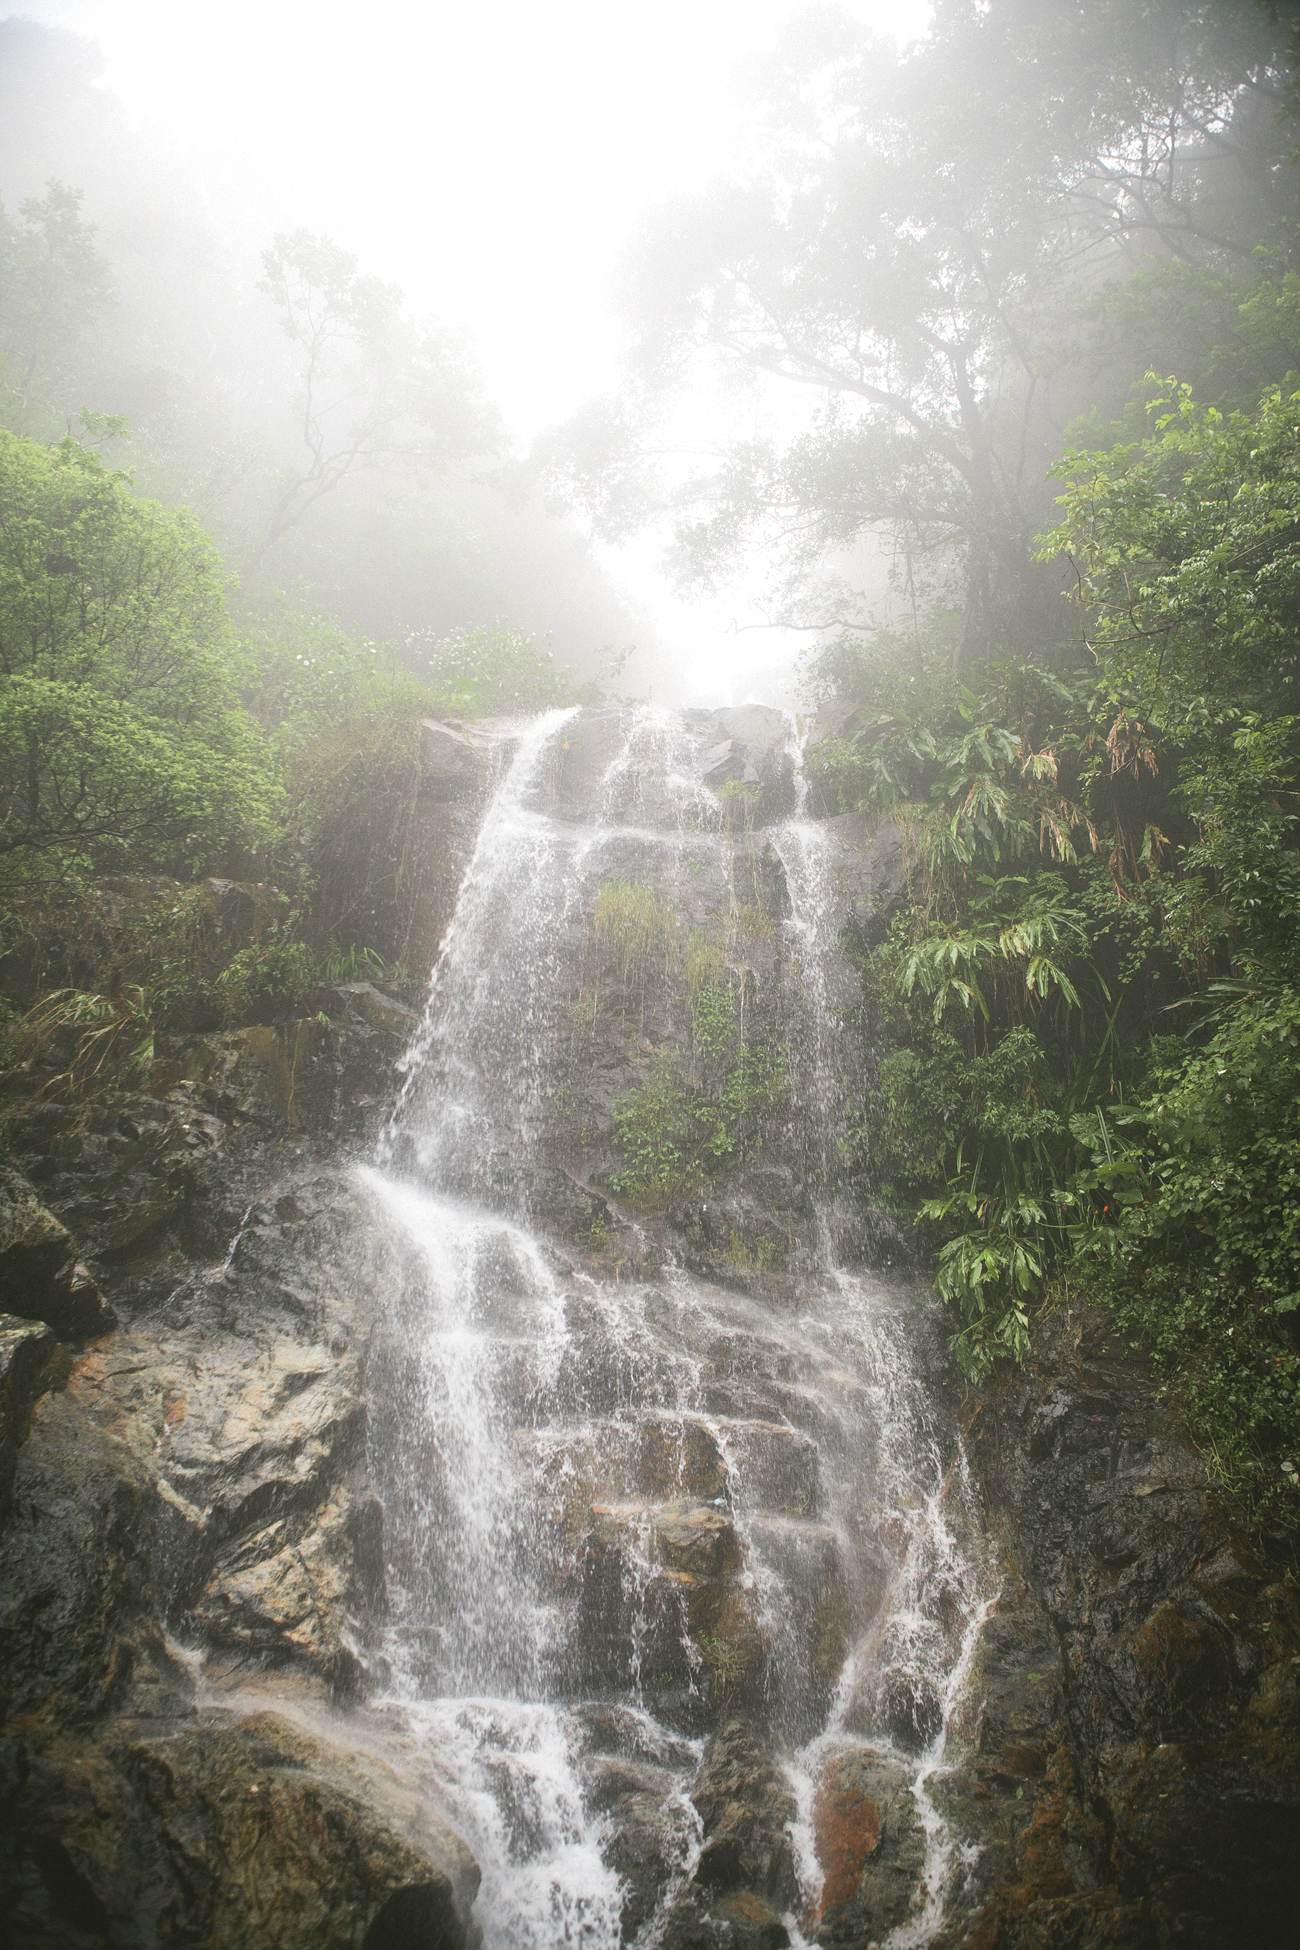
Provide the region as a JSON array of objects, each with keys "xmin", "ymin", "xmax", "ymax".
[
  {"xmin": 0, "ymin": 181, "xmax": 113, "ymax": 437},
  {"xmin": 0, "ymin": 431, "xmax": 272, "ymax": 880},
  {"xmin": 542, "ymin": 0, "xmax": 1300, "ymax": 658},
  {"xmin": 246, "ymin": 230, "xmax": 496, "ymax": 577},
  {"xmin": 1046, "ymin": 379, "xmax": 1300, "ymax": 981}
]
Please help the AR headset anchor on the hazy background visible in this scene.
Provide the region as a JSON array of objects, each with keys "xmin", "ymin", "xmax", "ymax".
[{"xmin": 6, "ymin": 0, "xmax": 932, "ymax": 701}]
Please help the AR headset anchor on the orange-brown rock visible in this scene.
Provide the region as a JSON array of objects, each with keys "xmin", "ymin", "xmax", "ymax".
[
  {"xmin": 656, "ymin": 1500, "xmax": 741, "ymax": 1576},
  {"xmin": 813, "ymin": 1752, "xmax": 881, "ymax": 1915}
]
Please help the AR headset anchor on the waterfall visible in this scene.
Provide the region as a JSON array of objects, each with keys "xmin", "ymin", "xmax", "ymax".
[{"xmin": 355, "ymin": 706, "xmax": 994, "ymax": 1948}]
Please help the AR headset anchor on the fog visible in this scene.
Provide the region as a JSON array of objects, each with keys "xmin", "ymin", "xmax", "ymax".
[{"xmin": 7, "ymin": 0, "xmax": 932, "ymax": 703}]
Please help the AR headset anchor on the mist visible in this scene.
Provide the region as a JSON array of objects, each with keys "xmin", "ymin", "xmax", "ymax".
[{"xmin": 2, "ymin": 0, "xmax": 931, "ymax": 704}]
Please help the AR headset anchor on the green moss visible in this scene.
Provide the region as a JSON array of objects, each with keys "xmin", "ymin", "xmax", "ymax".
[
  {"xmin": 721, "ymin": 1229, "xmax": 782, "ymax": 1273},
  {"xmin": 728, "ymin": 901, "xmax": 774, "ymax": 947}
]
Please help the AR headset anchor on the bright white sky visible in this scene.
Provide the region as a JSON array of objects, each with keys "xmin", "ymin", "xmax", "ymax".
[{"xmin": 17, "ymin": 0, "xmax": 934, "ymax": 700}]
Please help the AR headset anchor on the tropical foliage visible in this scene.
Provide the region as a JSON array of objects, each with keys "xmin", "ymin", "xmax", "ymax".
[{"xmin": 807, "ymin": 381, "xmax": 1300, "ymax": 1533}]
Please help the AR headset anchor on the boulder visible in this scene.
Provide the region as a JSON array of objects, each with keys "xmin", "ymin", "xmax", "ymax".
[
  {"xmin": 824, "ymin": 810, "xmax": 905, "ymax": 912},
  {"xmin": 700, "ymin": 737, "xmax": 762, "ymax": 794},
  {"xmin": 521, "ymin": 1162, "xmax": 610, "ymax": 1240},
  {"xmin": 189, "ymin": 1483, "xmax": 384, "ymax": 1682},
  {"xmin": 811, "ymin": 1747, "xmax": 926, "ymax": 1941},
  {"xmin": 698, "ymin": 726, "xmax": 798, "ymax": 827},
  {"xmin": 800, "ymin": 698, "xmax": 868, "ymax": 816},
  {"xmin": 713, "ymin": 706, "xmax": 790, "ymax": 754},
  {"xmin": 138, "ymin": 1324, "xmax": 380, "ymax": 1688},
  {"xmin": 656, "ymin": 1718, "xmax": 800, "ymax": 1946},
  {"xmin": 0, "ymin": 1389, "xmax": 187, "ymax": 1732},
  {"xmin": 7, "ymin": 1090, "xmax": 232, "ymax": 1262},
  {"xmin": 0, "ymin": 1159, "xmax": 113, "ymax": 1336},
  {"xmin": 0, "ymin": 1312, "xmax": 70, "ymax": 1514},
  {"xmin": 570, "ymin": 1500, "xmax": 763, "ymax": 1724},
  {"xmin": 943, "ymin": 1303, "xmax": 1300, "ymax": 1946},
  {"xmin": 577, "ymin": 1749, "xmax": 694, "ymax": 1939},
  {"xmin": 177, "ymin": 1022, "xmax": 338, "ymax": 1132},
  {"xmin": 29, "ymin": 1167, "xmax": 388, "ymax": 1696},
  {"xmin": 6, "ymin": 1710, "xmax": 480, "ymax": 1950},
  {"xmin": 419, "ymin": 718, "xmax": 492, "ymax": 804},
  {"xmin": 655, "ymin": 1501, "xmax": 742, "ymax": 1578},
  {"xmin": 545, "ymin": 708, "xmax": 607, "ymax": 805},
  {"xmin": 315, "ymin": 981, "xmax": 420, "ymax": 1034},
  {"xmin": 201, "ymin": 875, "xmax": 288, "ymax": 950}
]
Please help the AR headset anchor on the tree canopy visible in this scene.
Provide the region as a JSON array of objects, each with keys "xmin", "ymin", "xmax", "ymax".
[
  {"xmin": 0, "ymin": 431, "xmax": 271, "ymax": 879},
  {"xmin": 543, "ymin": 0, "xmax": 1300, "ymax": 657},
  {"xmin": 247, "ymin": 230, "xmax": 496, "ymax": 576},
  {"xmin": 0, "ymin": 179, "xmax": 113, "ymax": 438}
]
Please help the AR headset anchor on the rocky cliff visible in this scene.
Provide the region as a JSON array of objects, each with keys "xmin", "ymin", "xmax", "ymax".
[{"xmin": 0, "ymin": 706, "xmax": 1295, "ymax": 1950}]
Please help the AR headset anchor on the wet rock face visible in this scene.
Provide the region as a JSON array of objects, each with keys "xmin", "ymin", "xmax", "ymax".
[
  {"xmin": 0, "ymin": 995, "xmax": 462, "ymax": 1942},
  {"xmin": 656, "ymin": 1720, "xmax": 800, "ymax": 1949},
  {"xmin": 571, "ymin": 1705, "xmax": 703, "ymax": 1943},
  {"xmin": 5, "ymin": 1712, "xmax": 479, "ymax": 1950},
  {"xmin": 0, "ymin": 1184, "xmax": 380, "ymax": 1716},
  {"xmin": 656, "ymin": 1502, "xmax": 744, "ymax": 1577},
  {"xmin": 938, "ymin": 1305, "xmax": 1300, "ymax": 1949},
  {"xmin": 419, "ymin": 717, "xmax": 493, "ymax": 805},
  {"xmin": 0, "ymin": 732, "xmax": 506, "ymax": 1944},
  {"xmin": 546, "ymin": 706, "xmax": 798, "ymax": 831},
  {"xmin": 0, "ymin": 1312, "xmax": 69, "ymax": 1514},
  {"xmin": 11, "ymin": 706, "xmax": 1295, "ymax": 1950},
  {"xmin": 5, "ymin": 1018, "xmax": 417, "ymax": 1274},
  {"xmin": 0, "ymin": 1140, "xmax": 476, "ymax": 1943},
  {"xmin": 55, "ymin": 1170, "xmax": 388, "ymax": 1695},
  {"xmin": 0, "ymin": 1387, "xmax": 184, "ymax": 1734}
]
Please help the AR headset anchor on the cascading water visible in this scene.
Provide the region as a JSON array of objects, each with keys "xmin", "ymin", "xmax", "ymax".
[{"xmin": 354, "ymin": 705, "xmax": 995, "ymax": 1947}]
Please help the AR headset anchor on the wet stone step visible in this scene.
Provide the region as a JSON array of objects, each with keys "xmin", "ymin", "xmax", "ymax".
[
  {"xmin": 409, "ymin": 1335, "xmax": 572, "ymax": 1418},
  {"xmin": 701, "ymin": 1329, "xmax": 808, "ymax": 1384},
  {"xmin": 702, "ymin": 1376, "xmax": 866, "ymax": 1451},
  {"xmin": 575, "ymin": 1497, "xmax": 743, "ymax": 1581},
  {"xmin": 568, "ymin": 1501, "xmax": 766, "ymax": 1724},
  {"xmin": 745, "ymin": 1516, "xmax": 853, "ymax": 1727},
  {"xmin": 511, "ymin": 1415, "xmax": 728, "ymax": 1520},
  {"xmin": 654, "ymin": 1501, "xmax": 743, "ymax": 1578},
  {"xmin": 574, "ymin": 1751, "xmax": 697, "ymax": 1943},
  {"xmin": 551, "ymin": 1328, "xmax": 689, "ymax": 1418},
  {"xmin": 713, "ymin": 1418, "xmax": 822, "ymax": 1518},
  {"xmin": 746, "ymin": 1512, "xmax": 842, "ymax": 1581}
]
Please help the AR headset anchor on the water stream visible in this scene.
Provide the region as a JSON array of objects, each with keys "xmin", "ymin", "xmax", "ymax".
[{"xmin": 356, "ymin": 707, "xmax": 994, "ymax": 1947}]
